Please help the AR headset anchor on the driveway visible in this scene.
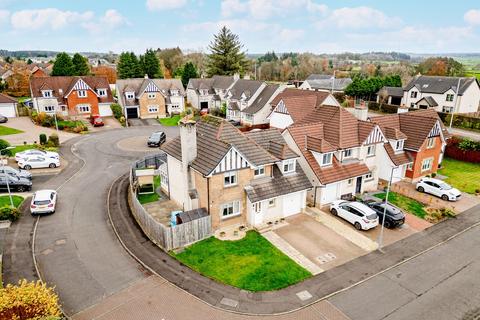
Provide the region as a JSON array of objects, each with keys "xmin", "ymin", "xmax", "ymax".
[
  {"xmin": 1, "ymin": 117, "xmax": 77, "ymax": 145},
  {"xmin": 128, "ymin": 118, "xmax": 160, "ymax": 127},
  {"xmin": 86, "ymin": 117, "xmax": 123, "ymax": 132}
]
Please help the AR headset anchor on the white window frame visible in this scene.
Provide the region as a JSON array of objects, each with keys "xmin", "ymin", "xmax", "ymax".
[
  {"xmin": 321, "ymin": 153, "xmax": 333, "ymax": 166},
  {"xmin": 442, "ymin": 106, "xmax": 454, "ymax": 113},
  {"xmin": 254, "ymin": 166, "xmax": 265, "ymax": 177},
  {"xmin": 343, "ymin": 148, "xmax": 353, "ymax": 158},
  {"xmin": 410, "ymin": 91, "xmax": 417, "ymax": 98},
  {"xmin": 426, "ymin": 137, "xmax": 435, "ymax": 149},
  {"xmin": 170, "ymin": 89, "xmax": 179, "ymax": 96},
  {"xmin": 446, "ymin": 94, "xmax": 454, "ymax": 102},
  {"xmin": 221, "ymin": 200, "xmax": 241, "ymax": 219},
  {"xmin": 148, "ymin": 93, "xmax": 156, "ymax": 99},
  {"xmin": 224, "ymin": 171, "xmax": 237, "ymax": 187},
  {"xmin": 421, "ymin": 157, "xmax": 433, "ymax": 172},
  {"xmin": 97, "ymin": 89, "xmax": 107, "ymax": 97},
  {"xmin": 367, "ymin": 145, "xmax": 376, "ymax": 157},
  {"xmin": 268, "ymin": 198, "xmax": 276, "ymax": 207},
  {"xmin": 44, "ymin": 105, "xmax": 55, "ymax": 112},
  {"xmin": 42, "ymin": 90, "xmax": 52, "ymax": 98},
  {"xmin": 77, "ymin": 105, "xmax": 90, "ymax": 113},
  {"xmin": 148, "ymin": 105, "xmax": 158, "ymax": 113},
  {"xmin": 253, "ymin": 202, "xmax": 262, "ymax": 213},
  {"xmin": 365, "ymin": 172, "xmax": 373, "ymax": 181},
  {"xmin": 347, "ymin": 178, "xmax": 353, "ymax": 185},
  {"xmin": 77, "ymin": 90, "xmax": 87, "ymax": 98},
  {"xmin": 395, "ymin": 140, "xmax": 404, "ymax": 151},
  {"xmin": 125, "ymin": 92, "xmax": 135, "ymax": 100},
  {"xmin": 407, "ymin": 163, "xmax": 413, "ymax": 170},
  {"xmin": 170, "ymin": 105, "xmax": 180, "ymax": 110},
  {"xmin": 282, "ymin": 159, "xmax": 296, "ymax": 174}
]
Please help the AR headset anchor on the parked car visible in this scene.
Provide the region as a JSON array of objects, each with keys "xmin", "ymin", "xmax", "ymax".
[
  {"xmin": 364, "ymin": 200, "xmax": 405, "ymax": 229},
  {"xmin": 18, "ymin": 156, "xmax": 60, "ymax": 170},
  {"xmin": 0, "ymin": 114, "xmax": 7, "ymax": 123},
  {"xmin": 228, "ymin": 119, "xmax": 241, "ymax": 127},
  {"xmin": 15, "ymin": 149, "xmax": 59, "ymax": 162},
  {"xmin": 30, "ymin": 190, "xmax": 57, "ymax": 215},
  {"xmin": 416, "ymin": 177, "xmax": 461, "ymax": 201},
  {"xmin": 0, "ymin": 166, "xmax": 32, "ymax": 180},
  {"xmin": 0, "ymin": 175, "xmax": 32, "ymax": 192},
  {"xmin": 147, "ymin": 131, "xmax": 166, "ymax": 147},
  {"xmin": 330, "ymin": 200, "xmax": 379, "ymax": 230},
  {"xmin": 90, "ymin": 115, "xmax": 104, "ymax": 127}
]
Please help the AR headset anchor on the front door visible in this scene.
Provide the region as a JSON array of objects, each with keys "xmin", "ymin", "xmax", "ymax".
[{"xmin": 355, "ymin": 176, "xmax": 362, "ymax": 194}]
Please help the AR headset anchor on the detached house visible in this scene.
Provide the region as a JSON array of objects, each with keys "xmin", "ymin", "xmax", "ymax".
[
  {"xmin": 186, "ymin": 75, "xmax": 236, "ymax": 112},
  {"xmin": 116, "ymin": 78, "xmax": 185, "ymax": 119},
  {"xmin": 0, "ymin": 93, "xmax": 18, "ymax": 118},
  {"xmin": 403, "ymin": 75, "xmax": 480, "ymax": 113},
  {"xmin": 161, "ymin": 116, "xmax": 312, "ymax": 230},
  {"xmin": 299, "ymin": 74, "xmax": 352, "ymax": 93},
  {"xmin": 225, "ymin": 79, "xmax": 265, "ymax": 122},
  {"xmin": 369, "ymin": 109, "xmax": 449, "ymax": 182},
  {"xmin": 282, "ymin": 105, "xmax": 388, "ymax": 207},
  {"xmin": 30, "ymin": 76, "xmax": 114, "ymax": 117},
  {"xmin": 268, "ymin": 88, "xmax": 341, "ymax": 129}
]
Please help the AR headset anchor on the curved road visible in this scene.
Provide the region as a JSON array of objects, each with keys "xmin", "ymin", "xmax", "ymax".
[{"xmin": 4, "ymin": 125, "xmax": 480, "ymax": 320}]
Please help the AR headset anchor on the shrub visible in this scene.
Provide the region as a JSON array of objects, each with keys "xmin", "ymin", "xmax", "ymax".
[
  {"xmin": 0, "ymin": 139, "xmax": 12, "ymax": 156},
  {"xmin": 111, "ymin": 103, "xmax": 123, "ymax": 119},
  {"xmin": 0, "ymin": 206, "xmax": 21, "ymax": 221},
  {"xmin": 458, "ymin": 138, "xmax": 480, "ymax": 151},
  {"xmin": 39, "ymin": 133, "xmax": 47, "ymax": 145},
  {"xmin": 425, "ymin": 207, "xmax": 456, "ymax": 223},
  {"xmin": 57, "ymin": 124, "xmax": 64, "ymax": 131},
  {"xmin": 0, "ymin": 279, "xmax": 62, "ymax": 320},
  {"xmin": 431, "ymin": 172, "xmax": 437, "ymax": 178},
  {"xmin": 48, "ymin": 134, "xmax": 60, "ymax": 147}
]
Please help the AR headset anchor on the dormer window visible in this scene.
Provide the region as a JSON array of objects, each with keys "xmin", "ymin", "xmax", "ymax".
[
  {"xmin": 254, "ymin": 166, "xmax": 265, "ymax": 177},
  {"xmin": 97, "ymin": 88, "xmax": 107, "ymax": 97},
  {"xmin": 125, "ymin": 92, "xmax": 135, "ymax": 100},
  {"xmin": 395, "ymin": 140, "xmax": 404, "ymax": 151},
  {"xmin": 148, "ymin": 93, "xmax": 156, "ymax": 99},
  {"xmin": 170, "ymin": 89, "xmax": 179, "ymax": 96},
  {"xmin": 282, "ymin": 159, "xmax": 296, "ymax": 174},
  {"xmin": 77, "ymin": 90, "xmax": 87, "ymax": 98},
  {"xmin": 241, "ymin": 92, "xmax": 247, "ymax": 101},
  {"xmin": 42, "ymin": 90, "xmax": 52, "ymax": 98},
  {"xmin": 200, "ymin": 89, "xmax": 208, "ymax": 96},
  {"xmin": 342, "ymin": 149, "xmax": 352, "ymax": 158},
  {"xmin": 410, "ymin": 91, "xmax": 417, "ymax": 98},
  {"xmin": 321, "ymin": 153, "xmax": 333, "ymax": 166}
]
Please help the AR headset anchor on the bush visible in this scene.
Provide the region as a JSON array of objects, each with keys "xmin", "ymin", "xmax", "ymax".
[
  {"xmin": 57, "ymin": 124, "xmax": 64, "ymax": 131},
  {"xmin": 39, "ymin": 133, "xmax": 47, "ymax": 145},
  {"xmin": 0, "ymin": 206, "xmax": 21, "ymax": 221},
  {"xmin": 48, "ymin": 134, "xmax": 60, "ymax": 147},
  {"xmin": 0, "ymin": 139, "xmax": 12, "ymax": 156},
  {"xmin": 458, "ymin": 138, "xmax": 480, "ymax": 151},
  {"xmin": 111, "ymin": 103, "xmax": 123, "ymax": 119},
  {"xmin": 0, "ymin": 279, "xmax": 62, "ymax": 320},
  {"xmin": 425, "ymin": 207, "xmax": 456, "ymax": 223}
]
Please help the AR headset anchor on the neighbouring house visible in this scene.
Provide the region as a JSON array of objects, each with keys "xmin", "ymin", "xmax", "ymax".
[
  {"xmin": 369, "ymin": 108, "xmax": 449, "ymax": 182},
  {"xmin": 0, "ymin": 93, "xmax": 18, "ymax": 117},
  {"xmin": 27, "ymin": 63, "xmax": 52, "ymax": 78},
  {"xmin": 268, "ymin": 88, "xmax": 341, "ymax": 130},
  {"xmin": 30, "ymin": 76, "xmax": 114, "ymax": 117},
  {"xmin": 161, "ymin": 116, "xmax": 312, "ymax": 230},
  {"xmin": 240, "ymin": 84, "xmax": 285, "ymax": 127},
  {"xmin": 403, "ymin": 75, "xmax": 480, "ymax": 113},
  {"xmin": 282, "ymin": 105, "xmax": 388, "ymax": 207},
  {"xmin": 299, "ymin": 74, "xmax": 352, "ymax": 93},
  {"xmin": 376, "ymin": 86, "xmax": 404, "ymax": 106},
  {"xmin": 116, "ymin": 77, "xmax": 185, "ymax": 119},
  {"xmin": 186, "ymin": 75, "xmax": 237, "ymax": 112},
  {"xmin": 224, "ymin": 79, "xmax": 266, "ymax": 123}
]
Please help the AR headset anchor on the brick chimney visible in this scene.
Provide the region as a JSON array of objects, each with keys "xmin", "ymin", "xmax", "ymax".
[{"xmin": 179, "ymin": 116, "xmax": 197, "ymax": 210}]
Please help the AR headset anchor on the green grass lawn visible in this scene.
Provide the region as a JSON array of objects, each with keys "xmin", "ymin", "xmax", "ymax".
[
  {"xmin": 439, "ymin": 158, "xmax": 480, "ymax": 194},
  {"xmin": 137, "ymin": 175, "xmax": 161, "ymax": 204},
  {"xmin": 374, "ymin": 191, "xmax": 427, "ymax": 219},
  {"xmin": 173, "ymin": 231, "xmax": 312, "ymax": 291},
  {"xmin": 0, "ymin": 125, "xmax": 23, "ymax": 136},
  {"xmin": 159, "ymin": 115, "xmax": 181, "ymax": 126},
  {"xmin": 0, "ymin": 195, "xmax": 24, "ymax": 208},
  {"xmin": 9, "ymin": 144, "xmax": 36, "ymax": 155}
]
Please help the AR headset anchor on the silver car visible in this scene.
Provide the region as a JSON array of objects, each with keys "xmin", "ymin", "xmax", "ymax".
[{"xmin": 0, "ymin": 165, "xmax": 32, "ymax": 180}]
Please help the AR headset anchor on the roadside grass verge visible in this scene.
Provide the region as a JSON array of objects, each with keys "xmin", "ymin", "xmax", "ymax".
[
  {"xmin": 0, "ymin": 125, "xmax": 23, "ymax": 136},
  {"xmin": 0, "ymin": 195, "xmax": 24, "ymax": 208},
  {"xmin": 374, "ymin": 191, "xmax": 427, "ymax": 219},
  {"xmin": 8, "ymin": 144, "xmax": 58, "ymax": 155},
  {"xmin": 137, "ymin": 175, "xmax": 161, "ymax": 204},
  {"xmin": 159, "ymin": 115, "xmax": 181, "ymax": 127},
  {"xmin": 439, "ymin": 158, "xmax": 480, "ymax": 194},
  {"xmin": 173, "ymin": 230, "xmax": 312, "ymax": 291}
]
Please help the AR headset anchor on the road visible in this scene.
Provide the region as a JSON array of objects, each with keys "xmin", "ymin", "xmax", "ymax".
[{"xmin": 3, "ymin": 124, "xmax": 480, "ymax": 320}]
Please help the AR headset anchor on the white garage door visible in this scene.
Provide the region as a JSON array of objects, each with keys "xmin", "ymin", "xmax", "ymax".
[
  {"xmin": 282, "ymin": 192, "xmax": 303, "ymax": 217},
  {"xmin": 0, "ymin": 104, "xmax": 16, "ymax": 117},
  {"xmin": 99, "ymin": 104, "xmax": 113, "ymax": 117},
  {"xmin": 322, "ymin": 183, "xmax": 338, "ymax": 204}
]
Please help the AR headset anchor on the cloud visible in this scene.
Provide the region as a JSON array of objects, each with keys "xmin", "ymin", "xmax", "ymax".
[
  {"xmin": 221, "ymin": 0, "xmax": 327, "ymax": 19},
  {"xmin": 10, "ymin": 8, "xmax": 94, "ymax": 30},
  {"xmin": 278, "ymin": 28, "xmax": 305, "ymax": 42},
  {"xmin": 316, "ymin": 6, "xmax": 402, "ymax": 30},
  {"xmin": 82, "ymin": 9, "xmax": 129, "ymax": 33},
  {"xmin": 0, "ymin": 9, "xmax": 9, "ymax": 24},
  {"xmin": 464, "ymin": 9, "xmax": 480, "ymax": 26},
  {"xmin": 146, "ymin": 0, "xmax": 187, "ymax": 11}
]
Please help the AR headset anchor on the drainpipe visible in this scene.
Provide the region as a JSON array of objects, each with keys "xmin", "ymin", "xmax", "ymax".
[
  {"xmin": 207, "ymin": 177, "xmax": 210, "ymax": 214},
  {"xmin": 313, "ymin": 186, "xmax": 317, "ymax": 207}
]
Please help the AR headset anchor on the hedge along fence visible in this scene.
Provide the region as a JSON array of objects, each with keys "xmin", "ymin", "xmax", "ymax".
[
  {"xmin": 445, "ymin": 136, "xmax": 480, "ymax": 163},
  {"xmin": 367, "ymin": 101, "xmax": 399, "ymax": 114},
  {"xmin": 437, "ymin": 112, "xmax": 480, "ymax": 131}
]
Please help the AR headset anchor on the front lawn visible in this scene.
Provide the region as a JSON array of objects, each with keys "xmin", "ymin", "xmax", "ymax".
[
  {"xmin": 0, "ymin": 195, "xmax": 24, "ymax": 208},
  {"xmin": 439, "ymin": 158, "xmax": 480, "ymax": 194},
  {"xmin": 173, "ymin": 231, "xmax": 311, "ymax": 291},
  {"xmin": 8, "ymin": 144, "xmax": 58, "ymax": 156},
  {"xmin": 137, "ymin": 175, "xmax": 161, "ymax": 204},
  {"xmin": 159, "ymin": 115, "xmax": 180, "ymax": 127},
  {"xmin": 0, "ymin": 125, "xmax": 23, "ymax": 136},
  {"xmin": 374, "ymin": 191, "xmax": 427, "ymax": 219}
]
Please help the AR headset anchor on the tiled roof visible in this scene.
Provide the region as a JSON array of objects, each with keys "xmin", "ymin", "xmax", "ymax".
[
  {"xmin": 117, "ymin": 78, "xmax": 185, "ymax": 106},
  {"xmin": 384, "ymin": 127, "xmax": 408, "ymax": 140},
  {"xmin": 245, "ymin": 128, "xmax": 298, "ymax": 160},
  {"xmin": 304, "ymin": 78, "xmax": 352, "ymax": 91},
  {"xmin": 378, "ymin": 86, "xmax": 404, "ymax": 97},
  {"xmin": 227, "ymin": 79, "xmax": 264, "ymax": 101},
  {"xmin": 384, "ymin": 143, "xmax": 413, "ymax": 166},
  {"xmin": 417, "ymin": 96, "xmax": 438, "ymax": 107},
  {"xmin": 228, "ymin": 101, "xmax": 239, "ymax": 111},
  {"xmin": 404, "ymin": 75, "xmax": 477, "ymax": 95},
  {"xmin": 306, "ymin": 74, "xmax": 333, "ymax": 81},
  {"xmin": 212, "ymin": 75, "xmax": 235, "ymax": 89},
  {"xmin": 0, "ymin": 93, "xmax": 17, "ymax": 104},
  {"xmin": 243, "ymin": 84, "xmax": 279, "ymax": 114},
  {"xmin": 306, "ymin": 136, "xmax": 336, "ymax": 153}
]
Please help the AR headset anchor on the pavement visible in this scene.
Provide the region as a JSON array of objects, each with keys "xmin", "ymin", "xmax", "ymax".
[
  {"xmin": 127, "ymin": 118, "xmax": 160, "ymax": 127},
  {"xmin": 448, "ymin": 127, "xmax": 480, "ymax": 141}
]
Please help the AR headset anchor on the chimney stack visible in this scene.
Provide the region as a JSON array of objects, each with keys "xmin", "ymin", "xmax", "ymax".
[{"xmin": 179, "ymin": 116, "xmax": 197, "ymax": 211}]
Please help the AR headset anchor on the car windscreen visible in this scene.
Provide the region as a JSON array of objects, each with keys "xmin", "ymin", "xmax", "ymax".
[
  {"xmin": 366, "ymin": 213, "xmax": 378, "ymax": 220},
  {"xmin": 439, "ymin": 183, "xmax": 452, "ymax": 190},
  {"xmin": 34, "ymin": 200, "xmax": 50, "ymax": 205}
]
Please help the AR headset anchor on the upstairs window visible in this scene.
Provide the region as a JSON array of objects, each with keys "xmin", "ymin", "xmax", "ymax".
[
  {"xmin": 170, "ymin": 89, "xmax": 179, "ymax": 96},
  {"xmin": 224, "ymin": 171, "xmax": 237, "ymax": 187},
  {"xmin": 367, "ymin": 145, "xmax": 376, "ymax": 157},
  {"xmin": 282, "ymin": 159, "xmax": 296, "ymax": 173},
  {"xmin": 410, "ymin": 91, "xmax": 417, "ymax": 98},
  {"xmin": 426, "ymin": 137, "xmax": 435, "ymax": 149},
  {"xmin": 343, "ymin": 149, "xmax": 353, "ymax": 158},
  {"xmin": 395, "ymin": 140, "xmax": 404, "ymax": 151},
  {"xmin": 148, "ymin": 93, "xmax": 156, "ymax": 99},
  {"xmin": 446, "ymin": 94, "xmax": 454, "ymax": 102},
  {"xmin": 321, "ymin": 153, "xmax": 332, "ymax": 166},
  {"xmin": 254, "ymin": 166, "xmax": 265, "ymax": 177},
  {"xmin": 125, "ymin": 92, "xmax": 135, "ymax": 100},
  {"xmin": 97, "ymin": 89, "xmax": 107, "ymax": 97},
  {"xmin": 42, "ymin": 90, "xmax": 52, "ymax": 98},
  {"xmin": 77, "ymin": 90, "xmax": 87, "ymax": 98}
]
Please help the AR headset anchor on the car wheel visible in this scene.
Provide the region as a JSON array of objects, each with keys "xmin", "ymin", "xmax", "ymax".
[
  {"xmin": 331, "ymin": 208, "xmax": 338, "ymax": 216},
  {"xmin": 441, "ymin": 194, "xmax": 449, "ymax": 201},
  {"xmin": 17, "ymin": 185, "xmax": 25, "ymax": 192},
  {"xmin": 49, "ymin": 163, "xmax": 56, "ymax": 168},
  {"xmin": 384, "ymin": 220, "xmax": 391, "ymax": 229},
  {"xmin": 354, "ymin": 222, "xmax": 362, "ymax": 230},
  {"xmin": 24, "ymin": 165, "xmax": 31, "ymax": 170},
  {"xmin": 417, "ymin": 186, "xmax": 424, "ymax": 193}
]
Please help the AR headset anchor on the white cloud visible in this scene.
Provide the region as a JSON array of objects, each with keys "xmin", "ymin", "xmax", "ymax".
[
  {"xmin": 146, "ymin": 0, "xmax": 187, "ymax": 11},
  {"xmin": 82, "ymin": 9, "xmax": 129, "ymax": 33},
  {"xmin": 278, "ymin": 28, "xmax": 305, "ymax": 42},
  {"xmin": 221, "ymin": 0, "xmax": 327, "ymax": 19},
  {"xmin": 464, "ymin": 9, "xmax": 480, "ymax": 26},
  {"xmin": 0, "ymin": 9, "xmax": 9, "ymax": 24},
  {"xmin": 317, "ymin": 6, "xmax": 401, "ymax": 30},
  {"xmin": 10, "ymin": 8, "xmax": 94, "ymax": 30}
]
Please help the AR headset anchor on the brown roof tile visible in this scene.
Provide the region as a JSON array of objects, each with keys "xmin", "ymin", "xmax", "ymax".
[
  {"xmin": 384, "ymin": 143, "xmax": 413, "ymax": 166},
  {"xmin": 0, "ymin": 93, "xmax": 17, "ymax": 104}
]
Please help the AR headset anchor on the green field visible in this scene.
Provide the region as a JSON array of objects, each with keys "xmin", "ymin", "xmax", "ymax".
[
  {"xmin": 439, "ymin": 158, "xmax": 480, "ymax": 194},
  {"xmin": 0, "ymin": 125, "xmax": 23, "ymax": 136},
  {"xmin": 159, "ymin": 115, "xmax": 181, "ymax": 126},
  {"xmin": 0, "ymin": 195, "xmax": 24, "ymax": 208},
  {"xmin": 374, "ymin": 191, "xmax": 427, "ymax": 219},
  {"xmin": 174, "ymin": 231, "xmax": 311, "ymax": 291}
]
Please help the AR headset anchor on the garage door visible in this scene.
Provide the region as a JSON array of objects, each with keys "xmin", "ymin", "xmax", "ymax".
[
  {"xmin": 322, "ymin": 183, "xmax": 338, "ymax": 204},
  {"xmin": 282, "ymin": 192, "xmax": 303, "ymax": 217},
  {"xmin": 0, "ymin": 104, "xmax": 16, "ymax": 117},
  {"xmin": 126, "ymin": 107, "xmax": 138, "ymax": 119},
  {"xmin": 99, "ymin": 104, "xmax": 113, "ymax": 117}
]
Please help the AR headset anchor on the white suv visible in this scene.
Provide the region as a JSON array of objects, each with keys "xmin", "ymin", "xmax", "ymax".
[
  {"xmin": 30, "ymin": 190, "xmax": 57, "ymax": 215},
  {"xmin": 416, "ymin": 177, "xmax": 461, "ymax": 201},
  {"xmin": 330, "ymin": 200, "xmax": 379, "ymax": 230}
]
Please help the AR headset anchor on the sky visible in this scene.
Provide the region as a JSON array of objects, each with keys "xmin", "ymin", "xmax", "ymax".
[{"xmin": 1, "ymin": 0, "xmax": 480, "ymax": 54}]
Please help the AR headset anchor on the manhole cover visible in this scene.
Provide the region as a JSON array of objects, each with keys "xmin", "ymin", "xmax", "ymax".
[
  {"xmin": 220, "ymin": 297, "xmax": 239, "ymax": 308},
  {"xmin": 316, "ymin": 252, "xmax": 337, "ymax": 264},
  {"xmin": 296, "ymin": 290, "xmax": 313, "ymax": 301}
]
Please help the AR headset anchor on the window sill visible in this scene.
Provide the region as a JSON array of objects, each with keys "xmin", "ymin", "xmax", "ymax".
[
  {"xmin": 221, "ymin": 212, "xmax": 242, "ymax": 220},
  {"xmin": 223, "ymin": 184, "xmax": 238, "ymax": 189}
]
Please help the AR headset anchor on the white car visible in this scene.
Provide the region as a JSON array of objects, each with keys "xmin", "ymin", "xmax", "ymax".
[
  {"xmin": 416, "ymin": 177, "xmax": 461, "ymax": 201},
  {"xmin": 329, "ymin": 200, "xmax": 379, "ymax": 230},
  {"xmin": 30, "ymin": 190, "xmax": 57, "ymax": 215},
  {"xmin": 15, "ymin": 149, "xmax": 59, "ymax": 162},
  {"xmin": 18, "ymin": 156, "xmax": 60, "ymax": 170}
]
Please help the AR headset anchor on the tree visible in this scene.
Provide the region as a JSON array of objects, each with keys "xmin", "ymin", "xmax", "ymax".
[
  {"xmin": 72, "ymin": 53, "xmax": 90, "ymax": 76},
  {"xmin": 417, "ymin": 57, "xmax": 465, "ymax": 77},
  {"xmin": 52, "ymin": 52, "xmax": 74, "ymax": 76},
  {"xmin": 117, "ymin": 52, "xmax": 142, "ymax": 79},
  {"xmin": 27, "ymin": 58, "xmax": 33, "ymax": 65},
  {"xmin": 91, "ymin": 66, "xmax": 117, "ymax": 84},
  {"xmin": 156, "ymin": 47, "xmax": 184, "ymax": 76},
  {"xmin": 141, "ymin": 49, "xmax": 163, "ymax": 78},
  {"xmin": 206, "ymin": 26, "xmax": 249, "ymax": 77},
  {"xmin": 181, "ymin": 62, "xmax": 198, "ymax": 87}
]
